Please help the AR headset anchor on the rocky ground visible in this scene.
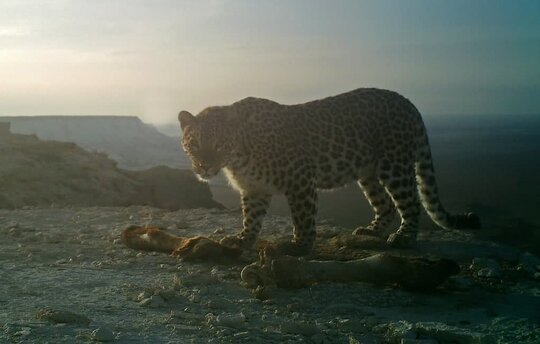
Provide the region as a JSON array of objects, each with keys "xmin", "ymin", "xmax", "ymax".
[{"xmin": 1, "ymin": 207, "xmax": 539, "ymax": 343}]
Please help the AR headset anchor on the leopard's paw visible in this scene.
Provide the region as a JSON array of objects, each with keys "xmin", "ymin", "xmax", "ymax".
[
  {"xmin": 352, "ymin": 226, "xmax": 381, "ymax": 237},
  {"xmin": 219, "ymin": 235, "xmax": 253, "ymax": 250},
  {"xmin": 386, "ymin": 231, "xmax": 417, "ymax": 248}
]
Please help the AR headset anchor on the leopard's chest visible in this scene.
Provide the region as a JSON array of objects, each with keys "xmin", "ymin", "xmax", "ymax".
[{"xmin": 223, "ymin": 166, "xmax": 281, "ymax": 195}]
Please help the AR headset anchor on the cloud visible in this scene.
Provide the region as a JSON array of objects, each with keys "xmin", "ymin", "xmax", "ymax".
[{"xmin": 0, "ymin": 1, "xmax": 539, "ymax": 120}]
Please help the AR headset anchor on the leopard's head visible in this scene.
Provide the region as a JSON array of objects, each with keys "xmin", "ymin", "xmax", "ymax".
[{"xmin": 178, "ymin": 108, "xmax": 233, "ymax": 180}]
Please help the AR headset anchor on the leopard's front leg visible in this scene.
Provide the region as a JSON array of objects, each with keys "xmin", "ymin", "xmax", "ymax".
[
  {"xmin": 220, "ymin": 192, "xmax": 271, "ymax": 249},
  {"xmin": 276, "ymin": 179, "xmax": 318, "ymax": 256}
]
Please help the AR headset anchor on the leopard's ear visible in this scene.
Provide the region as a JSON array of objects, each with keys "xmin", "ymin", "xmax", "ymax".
[{"xmin": 178, "ymin": 111, "xmax": 196, "ymax": 129}]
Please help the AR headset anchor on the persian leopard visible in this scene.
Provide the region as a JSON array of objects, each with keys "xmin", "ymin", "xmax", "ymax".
[{"xmin": 178, "ymin": 88, "xmax": 480, "ymax": 256}]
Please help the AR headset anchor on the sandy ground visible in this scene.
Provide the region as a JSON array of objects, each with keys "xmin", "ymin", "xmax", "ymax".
[{"xmin": 1, "ymin": 207, "xmax": 539, "ymax": 343}]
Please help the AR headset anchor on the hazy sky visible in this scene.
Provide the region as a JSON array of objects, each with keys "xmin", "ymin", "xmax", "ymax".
[{"xmin": 0, "ymin": 0, "xmax": 538, "ymax": 123}]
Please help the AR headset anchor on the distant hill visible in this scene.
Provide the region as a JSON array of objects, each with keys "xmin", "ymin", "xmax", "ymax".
[
  {"xmin": 0, "ymin": 123, "xmax": 221, "ymax": 210},
  {"xmin": 154, "ymin": 122, "xmax": 182, "ymax": 137},
  {"xmin": 0, "ymin": 116, "xmax": 189, "ymax": 170}
]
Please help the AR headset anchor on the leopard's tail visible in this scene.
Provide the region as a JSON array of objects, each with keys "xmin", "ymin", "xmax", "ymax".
[{"xmin": 415, "ymin": 124, "xmax": 481, "ymax": 230}]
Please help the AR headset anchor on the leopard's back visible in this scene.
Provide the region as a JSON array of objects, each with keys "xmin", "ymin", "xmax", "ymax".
[{"xmin": 231, "ymin": 88, "xmax": 426, "ymax": 190}]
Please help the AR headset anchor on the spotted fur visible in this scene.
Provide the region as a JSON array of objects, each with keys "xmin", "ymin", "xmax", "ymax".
[{"xmin": 178, "ymin": 88, "xmax": 480, "ymax": 255}]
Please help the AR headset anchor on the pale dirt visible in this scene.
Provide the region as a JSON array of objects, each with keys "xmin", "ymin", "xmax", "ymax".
[{"xmin": 0, "ymin": 207, "xmax": 539, "ymax": 343}]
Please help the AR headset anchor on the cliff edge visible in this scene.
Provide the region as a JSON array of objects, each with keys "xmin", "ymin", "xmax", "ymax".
[
  {"xmin": 0, "ymin": 124, "xmax": 220, "ymax": 209},
  {"xmin": 0, "ymin": 116, "xmax": 189, "ymax": 170}
]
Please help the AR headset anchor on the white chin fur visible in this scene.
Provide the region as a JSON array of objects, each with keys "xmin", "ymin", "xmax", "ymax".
[{"xmin": 196, "ymin": 173, "xmax": 214, "ymax": 182}]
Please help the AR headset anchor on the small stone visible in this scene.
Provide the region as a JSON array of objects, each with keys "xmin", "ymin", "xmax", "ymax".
[
  {"xmin": 139, "ymin": 298, "xmax": 152, "ymax": 307},
  {"xmin": 210, "ymin": 267, "xmax": 225, "ymax": 279},
  {"xmin": 471, "ymin": 258, "xmax": 502, "ymax": 278},
  {"xmin": 205, "ymin": 313, "xmax": 216, "ymax": 324},
  {"xmin": 169, "ymin": 311, "xmax": 206, "ymax": 325},
  {"xmin": 139, "ymin": 295, "xmax": 165, "ymax": 308},
  {"xmin": 150, "ymin": 295, "xmax": 166, "ymax": 308},
  {"xmin": 477, "ymin": 267, "xmax": 501, "ymax": 278},
  {"xmin": 13, "ymin": 327, "xmax": 31, "ymax": 337},
  {"xmin": 36, "ymin": 308, "xmax": 91, "ymax": 325},
  {"xmin": 91, "ymin": 327, "xmax": 115, "ymax": 342},
  {"xmin": 349, "ymin": 337, "xmax": 362, "ymax": 344},
  {"xmin": 207, "ymin": 299, "xmax": 229, "ymax": 309},
  {"xmin": 280, "ymin": 322, "xmax": 320, "ymax": 336},
  {"xmin": 189, "ymin": 293, "xmax": 201, "ymax": 303},
  {"xmin": 216, "ymin": 313, "xmax": 246, "ymax": 329},
  {"xmin": 112, "ymin": 238, "xmax": 122, "ymax": 245},
  {"xmin": 471, "ymin": 258, "xmax": 500, "ymax": 270},
  {"xmin": 233, "ymin": 331, "xmax": 249, "ymax": 338},
  {"xmin": 519, "ymin": 252, "xmax": 540, "ymax": 275},
  {"xmin": 157, "ymin": 288, "xmax": 176, "ymax": 301},
  {"xmin": 534, "ymin": 272, "xmax": 540, "ymax": 280},
  {"xmin": 136, "ymin": 291, "xmax": 152, "ymax": 302},
  {"xmin": 237, "ymin": 298, "xmax": 262, "ymax": 304},
  {"xmin": 8, "ymin": 227, "xmax": 21, "ymax": 236},
  {"xmin": 338, "ymin": 319, "xmax": 367, "ymax": 333},
  {"xmin": 378, "ymin": 321, "xmax": 416, "ymax": 342}
]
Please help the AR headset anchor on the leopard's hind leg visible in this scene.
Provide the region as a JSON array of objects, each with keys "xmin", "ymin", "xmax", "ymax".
[
  {"xmin": 353, "ymin": 173, "xmax": 396, "ymax": 237},
  {"xmin": 379, "ymin": 161, "xmax": 421, "ymax": 248}
]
